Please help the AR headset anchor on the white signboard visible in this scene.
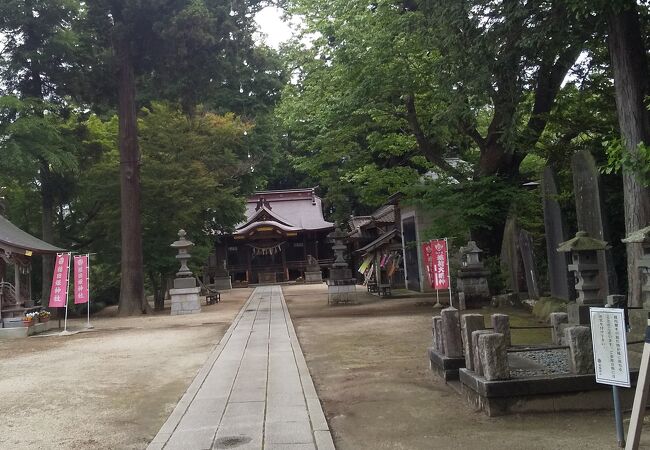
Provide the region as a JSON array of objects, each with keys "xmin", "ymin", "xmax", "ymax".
[{"xmin": 589, "ymin": 307, "xmax": 630, "ymax": 388}]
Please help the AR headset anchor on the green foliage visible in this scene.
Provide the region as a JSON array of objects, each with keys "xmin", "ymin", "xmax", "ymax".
[
  {"xmin": 405, "ymin": 177, "xmax": 541, "ymax": 246},
  {"xmin": 78, "ymin": 103, "xmax": 249, "ymax": 302},
  {"xmin": 602, "ymin": 138, "xmax": 650, "ymax": 186},
  {"xmin": 0, "ymin": 97, "xmax": 78, "ymax": 179}
]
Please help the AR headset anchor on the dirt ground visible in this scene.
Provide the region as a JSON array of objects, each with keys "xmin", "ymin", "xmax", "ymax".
[
  {"xmin": 283, "ymin": 284, "xmax": 648, "ymax": 450},
  {"xmin": 0, "ymin": 288, "xmax": 252, "ymax": 450},
  {"xmin": 2, "ymin": 283, "xmax": 649, "ymax": 450}
]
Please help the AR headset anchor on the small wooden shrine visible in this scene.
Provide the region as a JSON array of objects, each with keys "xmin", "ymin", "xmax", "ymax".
[
  {"xmin": 206, "ymin": 188, "xmax": 335, "ymax": 285},
  {"xmin": 0, "ymin": 214, "xmax": 64, "ymax": 322}
]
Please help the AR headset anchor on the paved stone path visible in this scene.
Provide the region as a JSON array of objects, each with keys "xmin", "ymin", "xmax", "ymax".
[{"xmin": 148, "ymin": 286, "xmax": 335, "ymax": 450}]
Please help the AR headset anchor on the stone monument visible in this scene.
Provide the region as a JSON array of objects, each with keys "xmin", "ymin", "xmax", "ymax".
[
  {"xmin": 518, "ymin": 229, "xmax": 540, "ymax": 300},
  {"xmin": 456, "ymin": 241, "xmax": 490, "ymax": 306},
  {"xmin": 304, "ymin": 254, "xmax": 323, "ymax": 283},
  {"xmin": 557, "ymin": 231, "xmax": 609, "ymax": 324},
  {"xmin": 572, "ymin": 150, "xmax": 618, "ymax": 297},
  {"xmin": 169, "ymin": 229, "xmax": 201, "ymax": 315},
  {"xmin": 541, "ymin": 167, "xmax": 572, "ymax": 300}
]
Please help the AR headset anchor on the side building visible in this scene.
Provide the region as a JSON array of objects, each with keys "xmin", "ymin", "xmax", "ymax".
[{"xmin": 205, "ymin": 188, "xmax": 335, "ymax": 286}]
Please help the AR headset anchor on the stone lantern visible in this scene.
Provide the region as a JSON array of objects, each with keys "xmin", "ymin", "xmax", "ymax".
[
  {"xmin": 326, "ymin": 227, "xmax": 355, "ymax": 304},
  {"xmin": 460, "ymin": 241, "xmax": 484, "ymax": 267},
  {"xmin": 171, "ymin": 229, "xmax": 194, "ymax": 282},
  {"xmin": 622, "ymin": 225, "xmax": 650, "ymax": 308},
  {"xmin": 456, "ymin": 241, "xmax": 490, "ymax": 306},
  {"xmin": 327, "ymin": 227, "xmax": 352, "ymax": 280},
  {"xmin": 169, "ymin": 229, "xmax": 201, "ymax": 315},
  {"xmin": 557, "ymin": 231, "xmax": 609, "ymax": 324}
]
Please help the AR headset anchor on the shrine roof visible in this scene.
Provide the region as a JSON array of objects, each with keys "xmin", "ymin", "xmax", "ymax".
[
  {"xmin": 356, "ymin": 229, "xmax": 400, "ymax": 254},
  {"xmin": 0, "ymin": 215, "xmax": 65, "ymax": 254},
  {"xmin": 235, "ymin": 188, "xmax": 334, "ymax": 234}
]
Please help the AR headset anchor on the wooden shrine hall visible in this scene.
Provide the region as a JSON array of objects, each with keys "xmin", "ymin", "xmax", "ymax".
[
  {"xmin": 0, "ymin": 213, "xmax": 64, "ymax": 322},
  {"xmin": 210, "ymin": 188, "xmax": 335, "ymax": 285}
]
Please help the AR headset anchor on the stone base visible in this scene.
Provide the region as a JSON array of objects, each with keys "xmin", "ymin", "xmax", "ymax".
[
  {"xmin": 174, "ymin": 277, "xmax": 197, "ymax": 289},
  {"xmin": 459, "ymin": 368, "xmax": 643, "ymax": 416},
  {"xmin": 0, "ymin": 320, "xmax": 57, "ymax": 339},
  {"xmin": 330, "ymin": 268, "xmax": 352, "ymax": 280},
  {"xmin": 428, "ymin": 347, "xmax": 466, "ymax": 381},
  {"xmin": 212, "ymin": 276, "xmax": 232, "ymax": 291},
  {"xmin": 327, "ymin": 284, "xmax": 356, "ymax": 304},
  {"xmin": 305, "ymin": 271, "xmax": 323, "ymax": 283},
  {"xmin": 567, "ymin": 303, "xmax": 595, "ymax": 325},
  {"xmin": 170, "ymin": 287, "xmax": 201, "ymax": 315}
]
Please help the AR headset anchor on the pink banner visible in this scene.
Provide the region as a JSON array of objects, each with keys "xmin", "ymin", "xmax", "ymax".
[
  {"xmin": 421, "ymin": 241, "xmax": 434, "ymax": 288},
  {"xmin": 49, "ymin": 253, "xmax": 70, "ymax": 308},
  {"xmin": 73, "ymin": 255, "xmax": 89, "ymax": 304},
  {"xmin": 430, "ymin": 239, "xmax": 450, "ymax": 290}
]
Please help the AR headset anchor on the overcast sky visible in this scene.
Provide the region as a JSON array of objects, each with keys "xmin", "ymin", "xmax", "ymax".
[{"xmin": 254, "ymin": 6, "xmax": 297, "ymax": 49}]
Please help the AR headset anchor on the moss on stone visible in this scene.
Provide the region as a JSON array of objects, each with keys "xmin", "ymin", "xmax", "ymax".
[{"xmin": 532, "ymin": 297, "xmax": 569, "ymax": 321}]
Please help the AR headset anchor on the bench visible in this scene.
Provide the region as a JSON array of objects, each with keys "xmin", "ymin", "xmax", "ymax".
[
  {"xmin": 378, "ymin": 284, "xmax": 392, "ymax": 297},
  {"xmin": 206, "ymin": 291, "xmax": 221, "ymax": 305}
]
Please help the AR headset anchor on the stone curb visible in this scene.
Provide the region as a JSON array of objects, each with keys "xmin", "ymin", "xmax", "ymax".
[{"xmin": 279, "ymin": 287, "xmax": 336, "ymax": 449}]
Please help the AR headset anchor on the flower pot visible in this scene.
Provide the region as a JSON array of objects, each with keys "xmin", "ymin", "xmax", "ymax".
[
  {"xmin": 22, "ymin": 320, "xmax": 32, "ymax": 327},
  {"xmin": 40, "ymin": 317, "xmax": 50, "ymax": 323}
]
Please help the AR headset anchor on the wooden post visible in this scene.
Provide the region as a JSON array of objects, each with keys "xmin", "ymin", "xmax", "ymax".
[
  {"xmin": 626, "ymin": 315, "xmax": 650, "ymax": 449},
  {"xmin": 14, "ymin": 262, "xmax": 20, "ymax": 305},
  {"xmin": 246, "ymin": 245, "xmax": 252, "ymax": 283},
  {"xmin": 281, "ymin": 244, "xmax": 288, "ymax": 281}
]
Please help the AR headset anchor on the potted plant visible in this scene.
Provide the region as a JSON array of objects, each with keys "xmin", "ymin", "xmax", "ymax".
[
  {"xmin": 38, "ymin": 310, "xmax": 51, "ymax": 323},
  {"xmin": 22, "ymin": 312, "xmax": 38, "ymax": 327}
]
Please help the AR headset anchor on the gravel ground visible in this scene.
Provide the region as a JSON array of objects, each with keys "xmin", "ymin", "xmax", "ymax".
[{"xmin": 510, "ymin": 349, "xmax": 570, "ymax": 377}]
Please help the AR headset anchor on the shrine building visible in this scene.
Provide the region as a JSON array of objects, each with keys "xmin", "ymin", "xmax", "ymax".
[{"xmin": 207, "ymin": 188, "xmax": 335, "ymax": 285}]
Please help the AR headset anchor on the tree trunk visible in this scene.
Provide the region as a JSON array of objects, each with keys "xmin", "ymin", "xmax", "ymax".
[
  {"xmin": 40, "ymin": 162, "xmax": 55, "ymax": 305},
  {"xmin": 115, "ymin": 35, "xmax": 148, "ymax": 315},
  {"xmin": 608, "ymin": 2, "xmax": 650, "ymax": 307},
  {"xmin": 151, "ymin": 272, "xmax": 165, "ymax": 311}
]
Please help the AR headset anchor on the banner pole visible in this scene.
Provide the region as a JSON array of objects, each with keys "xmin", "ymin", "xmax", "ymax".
[
  {"xmin": 85, "ymin": 254, "xmax": 93, "ymax": 329},
  {"xmin": 431, "ymin": 240, "xmax": 442, "ymax": 309},
  {"xmin": 61, "ymin": 253, "xmax": 71, "ymax": 335},
  {"xmin": 445, "ymin": 238, "xmax": 452, "ymax": 307}
]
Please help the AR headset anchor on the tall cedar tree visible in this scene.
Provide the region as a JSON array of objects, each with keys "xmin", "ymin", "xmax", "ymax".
[
  {"xmin": 0, "ymin": 0, "xmax": 82, "ymax": 300},
  {"xmin": 85, "ymin": 0, "xmax": 265, "ymax": 315},
  {"xmin": 607, "ymin": 0, "xmax": 650, "ymax": 306}
]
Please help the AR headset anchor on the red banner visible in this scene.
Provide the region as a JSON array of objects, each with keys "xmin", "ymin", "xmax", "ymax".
[
  {"xmin": 73, "ymin": 255, "xmax": 89, "ymax": 304},
  {"xmin": 430, "ymin": 239, "xmax": 450, "ymax": 290},
  {"xmin": 49, "ymin": 253, "xmax": 70, "ymax": 308},
  {"xmin": 421, "ymin": 241, "xmax": 434, "ymax": 288}
]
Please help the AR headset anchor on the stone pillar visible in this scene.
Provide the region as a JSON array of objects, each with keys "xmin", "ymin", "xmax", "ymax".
[
  {"xmin": 471, "ymin": 330, "xmax": 492, "ymax": 376},
  {"xmin": 550, "ymin": 312, "xmax": 569, "ymax": 345},
  {"xmin": 461, "ymin": 314, "xmax": 484, "ymax": 371},
  {"xmin": 441, "ymin": 307, "xmax": 462, "ymax": 358},
  {"xmin": 541, "ymin": 167, "xmax": 572, "ymax": 300},
  {"xmin": 565, "ymin": 326, "xmax": 594, "ymax": 375},
  {"xmin": 477, "ymin": 332, "xmax": 510, "ymax": 381},
  {"xmin": 572, "ymin": 150, "xmax": 618, "ymax": 297},
  {"xmin": 432, "ymin": 316, "xmax": 444, "ymax": 353},
  {"xmin": 431, "ymin": 316, "xmax": 437, "ymax": 349},
  {"xmin": 491, "ymin": 314, "xmax": 511, "ymax": 347},
  {"xmin": 458, "ymin": 292, "xmax": 466, "ymax": 310}
]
